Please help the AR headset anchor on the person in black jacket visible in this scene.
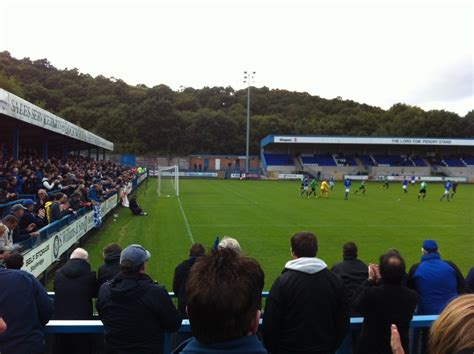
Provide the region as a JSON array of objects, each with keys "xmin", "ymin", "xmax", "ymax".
[
  {"xmin": 353, "ymin": 251, "xmax": 418, "ymax": 354},
  {"xmin": 53, "ymin": 248, "xmax": 98, "ymax": 354},
  {"xmin": 98, "ymin": 243, "xmax": 122, "ymax": 288},
  {"xmin": 10, "ymin": 204, "xmax": 40, "ymax": 244},
  {"xmin": 129, "ymin": 195, "xmax": 147, "ymax": 216},
  {"xmin": 96, "ymin": 244, "xmax": 181, "ymax": 354},
  {"xmin": 331, "ymin": 241, "xmax": 368, "ymax": 315},
  {"xmin": 173, "ymin": 243, "xmax": 205, "ymax": 318},
  {"xmin": 263, "ymin": 231, "xmax": 350, "ymax": 354}
]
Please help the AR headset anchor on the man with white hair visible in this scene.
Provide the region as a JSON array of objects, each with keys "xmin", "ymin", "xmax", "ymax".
[
  {"xmin": 53, "ymin": 247, "xmax": 97, "ymax": 354},
  {"xmin": 218, "ymin": 236, "xmax": 242, "ymax": 255}
]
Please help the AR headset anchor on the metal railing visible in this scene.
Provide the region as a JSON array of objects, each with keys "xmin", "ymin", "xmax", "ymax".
[
  {"xmin": 44, "ymin": 316, "xmax": 438, "ymax": 354},
  {"xmin": 44, "ymin": 292, "xmax": 437, "ymax": 354}
]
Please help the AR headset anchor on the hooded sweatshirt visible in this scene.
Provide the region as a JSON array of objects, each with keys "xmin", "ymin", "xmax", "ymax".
[
  {"xmin": 96, "ymin": 273, "xmax": 181, "ymax": 354},
  {"xmin": 97, "ymin": 252, "xmax": 121, "ymax": 287},
  {"xmin": 263, "ymin": 257, "xmax": 349, "ymax": 354}
]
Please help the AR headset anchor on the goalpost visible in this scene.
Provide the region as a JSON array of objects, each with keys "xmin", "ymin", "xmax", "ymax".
[{"xmin": 157, "ymin": 165, "xmax": 179, "ymax": 197}]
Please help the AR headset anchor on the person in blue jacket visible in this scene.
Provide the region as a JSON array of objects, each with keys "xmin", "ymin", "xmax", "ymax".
[
  {"xmin": 407, "ymin": 240, "xmax": 464, "ymax": 315},
  {"xmin": 0, "ymin": 268, "xmax": 53, "ymax": 354}
]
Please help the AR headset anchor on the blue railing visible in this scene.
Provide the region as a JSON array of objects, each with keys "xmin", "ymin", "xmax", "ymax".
[
  {"xmin": 44, "ymin": 291, "xmax": 437, "ymax": 354},
  {"xmin": 15, "ymin": 171, "xmax": 148, "ymax": 254},
  {"xmin": 44, "ymin": 316, "xmax": 438, "ymax": 354}
]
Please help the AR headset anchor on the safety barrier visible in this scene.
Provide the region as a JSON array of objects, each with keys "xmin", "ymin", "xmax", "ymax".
[
  {"xmin": 44, "ymin": 291, "xmax": 437, "ymax": 354},
  {"xmin": 44, "ymin": 316, "xmax": 438, "ymax": 354},
  {"xmin": 18, "ymin": 171, "xmax": 148, "ymax": 277}
]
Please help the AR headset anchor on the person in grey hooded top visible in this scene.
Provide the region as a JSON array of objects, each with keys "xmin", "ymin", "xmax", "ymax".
[{"xmin": 263, "ymin": 231, "xmax": 350, "ymax": 354}]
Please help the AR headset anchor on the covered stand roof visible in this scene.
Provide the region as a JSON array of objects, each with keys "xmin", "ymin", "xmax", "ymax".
[{"xmin": 0, "ymin": 88, "xmax": 113, "ymax": 151}]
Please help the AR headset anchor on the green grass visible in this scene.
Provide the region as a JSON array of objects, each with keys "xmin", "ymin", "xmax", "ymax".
[{"xmin": 84, "ymin": 179, "xmax": 474, "ymax": 291}]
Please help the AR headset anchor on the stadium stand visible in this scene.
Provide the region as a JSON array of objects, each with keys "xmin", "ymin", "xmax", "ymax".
[
  {"xmin": 263, "ymin": 153, "xmax": 294, "ymax": 166},
  {"xmin": 301, "ymin": 154, "xmax": 337, "ymax": 166}
]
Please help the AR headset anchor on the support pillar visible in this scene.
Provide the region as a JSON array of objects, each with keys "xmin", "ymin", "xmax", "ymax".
[
  {"xmin": 102, "ymin": 148, "xmax": 105, "ymax": 160},
  {"xmin": 88, "ymin": 148, "xmax": 91, "ymax": 158},
  {"xmin": 12, "ymin": 124, "xmax": 19, "ymax": 160},
  {"xmin": 96, "ymin": 148, "xmax": 99, "ymax": 161},
  {"xmin": 42, "ymin": 137, "xmax": 48, "ymax": 160}
]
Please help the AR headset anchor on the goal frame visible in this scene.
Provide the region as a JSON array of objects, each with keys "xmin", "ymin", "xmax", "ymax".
[{"xmin": 157, "ymin": 165, "xmax": 179, "ymax": 197}]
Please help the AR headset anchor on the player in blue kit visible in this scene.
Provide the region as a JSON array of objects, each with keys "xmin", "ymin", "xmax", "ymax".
[
  {"xmin": 440, "ymin": 180, "xmax": 452, "ymax": 202},
  {"xmin": 300, "ymin": 176, "xmax": 309, "ymax": 197},
  {"xmin": 343, "ymin": 178, "xmax": 351, "ymax": 200},
  {"xmin": 402, "ymin": 178, "xmax": 408, "ymax": 193},
  {"xmin": 329, "ymin": 176, "xmax": 335, "ymax": 191}
]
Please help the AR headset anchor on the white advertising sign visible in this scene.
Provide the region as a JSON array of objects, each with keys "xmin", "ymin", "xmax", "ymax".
[
  {"xmin": 278, "ymin": 173, "xmax": 304, "ymax": 180},
  {"xmin": 0, "ymin": 88, "xmax": 113, "ymax": 150},
  {"xmin": 272, "ymin": 135, "xmax": 474, "ymax": 147}
]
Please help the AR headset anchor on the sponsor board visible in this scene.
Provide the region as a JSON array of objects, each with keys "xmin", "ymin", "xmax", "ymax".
[
  {"xmin": 21, "ymin": 179, "xmax": 143, "ymax": 278},
  {"xmin": 374, "ymin": 176, "xmax": 467, "ymax": 182},
  {"xmin": 278, "ymin": 173, "xmax": 304, "ymax": 180},
  {"xmin": 344, "ymin": 175, "xmax": 369, "ymax": 181},
  {"xmin": 22, "ymin": 238, "xmax": 53, "ymax": 277}
]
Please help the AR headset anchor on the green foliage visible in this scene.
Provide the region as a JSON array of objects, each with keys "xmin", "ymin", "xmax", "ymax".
[{"xmin": 0, "ymin": 50, "xmax": 472, "ymax": 154}]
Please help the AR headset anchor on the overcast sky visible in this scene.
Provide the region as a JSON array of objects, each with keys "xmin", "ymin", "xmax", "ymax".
[{"xmin": 0, "ymin": 0, "xmax": 472, "ymax": 115}]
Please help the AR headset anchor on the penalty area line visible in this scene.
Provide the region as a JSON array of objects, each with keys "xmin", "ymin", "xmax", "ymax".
[{"xmin": 178, "ymin": 197, "xmax": 195, "ymax": 244}]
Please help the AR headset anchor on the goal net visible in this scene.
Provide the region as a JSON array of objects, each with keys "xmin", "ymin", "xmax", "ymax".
[{"xmin": 157, "ymin": 165, "xmax": 179, "ymax": 197}]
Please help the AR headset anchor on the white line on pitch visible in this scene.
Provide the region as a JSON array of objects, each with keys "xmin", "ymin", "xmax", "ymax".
[{"xmin": 178, "ymin": 197, "xmax": 195, "ymax": 244}]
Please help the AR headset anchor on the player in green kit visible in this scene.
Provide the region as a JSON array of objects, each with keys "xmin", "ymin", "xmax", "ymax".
[
  {"xmin": 308, "ymin": 178, "xmax": 318, "ymax": 198},
  {"xmin": 418, "ymin": 181, "xmax": 427, "ymax": 200},
  {"xmin": 354, "ymin": 180, "xmax": 366, "ymax": 194}
]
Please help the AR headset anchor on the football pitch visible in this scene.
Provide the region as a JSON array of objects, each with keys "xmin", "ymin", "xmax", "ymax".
[{"xmin": 84, "ymin": 178, "xmax": 474, "ymax": 290}]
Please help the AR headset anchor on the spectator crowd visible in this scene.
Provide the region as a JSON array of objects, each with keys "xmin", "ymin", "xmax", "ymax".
[
  {"xmin": 0, "ymin": 154, "xmax": 136, "ymax": 258},
  {"xmin": 0, "ymin": 231, "xmax": 473, "ymax": 354}
]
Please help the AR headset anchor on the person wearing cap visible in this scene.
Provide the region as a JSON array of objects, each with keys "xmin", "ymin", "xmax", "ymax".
[
  {"xmin": 96, "ymin": 244, "xmax": 181, "ymax": 354},
  {"xmin": 20, "ymin": 199, "xmax": 46, "ymax": 232},
  {"xmin": 407, "ymin": 240, "xmax": 465, "ymax": 315},
  {"xmin": 9, "ymin": 204, "xmax": 40, "ymax": 244}
]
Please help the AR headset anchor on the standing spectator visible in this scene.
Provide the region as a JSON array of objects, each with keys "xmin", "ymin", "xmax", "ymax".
[
  {"xmin": 0, "ymin": 267, "xmax": 53, "ymax": 354},
  {"xmin": 407, "ymin": 240, "xmax": 464, "ymax": 315},
  {"xmin": 10, "ymin": 204, "xmax": 40, "ymax": 243},
  {"xmin": 174, "ymin": 248, "xmax": 267, "ymax": 354},
  {"xmin": 263, "ymin": 231, "xmax": 349, "ymax": 354},
  {"xmin": 5, "ymin": 253, "xmax": 24, "ymax": 269},
  {"xmin": 34, "ymin": 189, "xmax": 49, "ymax": 215},
  {"xmin": 331, "ymin": 241, "xmax": 368, "ymax": 314},
  {"xmin": 218, "ymin": 236, "xmax": 242, "ymax": 254},
  {"xmin": 353, "ymin": 252, "xmax": 418, "ymax": 354},
  {"xmin": 96, "ymin": 244, "xmax": 181, "ymax": 354},
  {"xmin": 42, "ymin": 173, "xmax": 61, "ymax": 191},
  {"xmin": 0, "ymin": 215, "xmax": 20, "ymax": 253},
  {"xmin": 53, "ymin": 248, "xmax": 97, "ymax": 354},
  {"xmin": 173, "ymin": 243, "xmax": 205, "ymax": 318},
  {"xmin": 428, "ymin": 294, "xmax": 474, "ymax": 354},
  {"xmin": 21, "ymin": 199, "xmax": 46, "ymax": 231},
  {"xmin": 97, "ymin": 243, "xmax": 122, "ymax": 287},
  {"xmin": 67, "ymin": 192, "xmax": 82, "ymax": 211},
  {"xmin": 49, "ymin": 193, "xmax": 71, "ymax": 222},
  {"xmin": 465, "ymin": 267, "xmax": 474, "ymax": 293}
]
